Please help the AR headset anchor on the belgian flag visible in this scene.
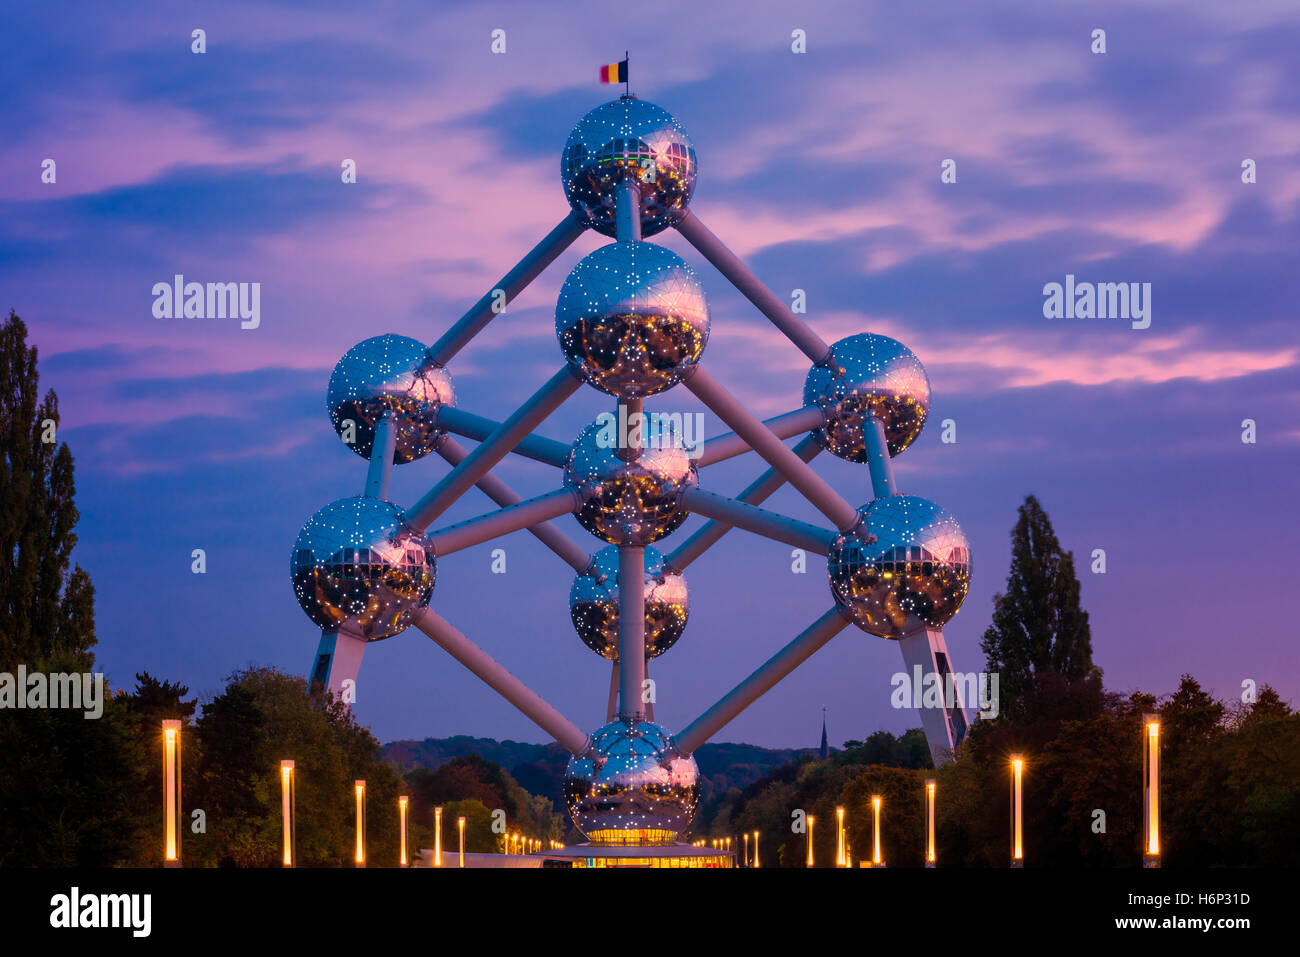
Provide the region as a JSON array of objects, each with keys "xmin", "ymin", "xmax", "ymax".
[{"xmin": 599, "ymin": 58, "xmax": 628, "ymax": 85}]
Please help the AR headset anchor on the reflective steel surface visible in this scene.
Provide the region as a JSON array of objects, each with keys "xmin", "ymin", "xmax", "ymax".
[
  {"xmin": 327, "ymin": 334, "xmax": 455, "ymax": 463},
  {"xmin": 291, "ymin": 496, "xmax": 436, "ymax": 640},
  {"xmin": 561, "ymin": 97, "xmax": 697, "ymax": 238},
  {"xmin": 564, "ymin": 719, "xmax": 701, "ymax": 845},
  {"xmin": 803, "ymin": 333, "xmax": 930, "ymax": 461},
  {"xmin": 570, "ymin": 545, "xmax": 689, "ymax": 660},
  {"xmin": 828, "ymin": 495, "xmax": 971, "ymax": 638},
  {"xmin": 556, "ymin": 241, "xmax": 709, "ymax": 398},
  {"xmin": 564, "ymin": 419, "xmax": 698, "ymax": 545}
]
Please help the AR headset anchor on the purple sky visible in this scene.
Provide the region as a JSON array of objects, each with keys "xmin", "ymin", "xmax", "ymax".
[{"xmin": 4, "ymin": 1, "xmax": 1298, "ymax": 749}]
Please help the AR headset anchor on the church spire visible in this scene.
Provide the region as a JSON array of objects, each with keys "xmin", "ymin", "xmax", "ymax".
[{"xmin": 820, "ymin": 706, "xmax": 829, "ymax": 761}]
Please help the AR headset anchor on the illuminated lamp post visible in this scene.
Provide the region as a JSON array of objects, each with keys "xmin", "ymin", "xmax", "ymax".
[
  {"xmin": 753, "ymin": 830, "xmax": 760, "ymax": 868},
  {"xmin": 399, "ymin": 795, "xmax": 409, "ymax": 867},
  {"xmin": 1143, "ymin": 715, "xmax": 1161, "ymax": 868},
  {"xmin": 458, "ymin": 816, "xmax": 466, "ymax": 867},
  {"xmin": 743, "ymin": 832, "xmax": 749, "ymax": 868},
  {"xmin": 836, "ymin": 806, "xmax": 846, "ymax": 867},
  {"xmin": 1010, "ymin": 755, "xmax": 1024, "ymax": 868},
  {"xmin": 353, "ymin": 780, "xmax": 369, "ymax": 868},
  {"xmin": 924, "ymin": 778, "xmax": 936, "ymax": 868},
  {"xmin": 162, "ymin": 720, "xmax": 182, "ymax": 867},
  {"xmin": 281, "ymin": 760, "xmax": 296, "ymax": 867},
  {"xmin": 806, "ymin": 815, "xmax": 815, "ymax": 867},
  {"xmin": 434, "ymin": 806, "xmax": 444, "ymax": 867},
  {"xmin": 870, "ymin": 795, "xmax": 885, "ymax": 867}
]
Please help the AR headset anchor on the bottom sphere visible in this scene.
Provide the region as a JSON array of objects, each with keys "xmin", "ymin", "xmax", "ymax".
[{"xmin": 564, "ymin": 719, "xmax": 700, "ymax": 846}]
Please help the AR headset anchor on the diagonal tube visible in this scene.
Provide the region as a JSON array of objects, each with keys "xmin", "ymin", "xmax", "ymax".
[
  {"xmin": 675, "ymin": 607, "xmax": 850, "ymax": 755},
  {"xmin": 685, "ymin": 367, "xmax": 861, "ymax": 532},
  {"xmin": 669, "ymin": 435, "xmax": 821, "ymax": 570},
  {"xmin": 681, "ymin": 486, "xmax": 834, "ymax": 556},
  {"xmin": 435, "ymin": 437, "xmax": 590, "ymax": 572},
  {"xmin": 697, "ymin": 406, "xmax": 825, "ymax": 467},
  {"xmin": 412, "ymin": 608, "xmax": 589, "ymax": 755},
  {"xmin": 438, "ymin": 408, "xmax": 571, "ymax": 468},
  {"xmin": 675, "ymin": 210, "xmax": 831, "ymax": 364},
  {"xmin": 428, "ymin": 212, "xmax": 587, "ymax": 365},
  {"xmin": 405, "ymin": 367, "xmax": 582, "ymax": 533},
  {"xmin": 428, "ymin": 488, "xmax": 578, "ymax": 557}
]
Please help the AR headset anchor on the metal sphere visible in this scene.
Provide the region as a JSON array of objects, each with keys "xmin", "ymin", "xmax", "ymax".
[
  {"xmin": 828, "ymin": 495, "xmax": 971, "ymax": 638},
  {"xmin": 564, "ymin": 719, "xmax": 700, "ymax": 845},
  {"xmin": 327, "ymin": 334, "xmax": 455, "ymax": 463},
  {"xmin": 564, "ymin": 419, "xmax": 698, "ymax": 545},
  {"xmin": 561, "ymin": 97, "xmax": 698, "ymax": 238},
  {"xmin": 556, "ymin": 241, "xmax": 709, "ymax": 398},
  {"xmin": 290, "ymin": 496, "xmax": 436, "ymax": 640},
  {"xmin": 803, "ymin": 333, "xmax": 930, "ymax": 461},
  {"xmin": 570, "ymin": 545, "xmax": 689, "ymax": 661}
]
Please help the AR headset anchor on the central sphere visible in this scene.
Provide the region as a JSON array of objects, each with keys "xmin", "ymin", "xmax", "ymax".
[
  {"xmin": 828, "ymin": 495, "xmax": 971, "ymax": 638},
  {"xmin": 803, "ymin": 333, "xmax": 930, "ymax": 461},
  {"xmin": 556, "ymin": 241, "xmax": 710, "ymax": 398},
  {"xmin": 564, "ymin": 719, "xmax": 701, "ymax": 846},
  {"xmin": 328, "ymin": 335, "xmax": 455, "ymax": 463},
  {"xmin": 290, "ymin": 496, "xmax": 436, "ymax": 640},
  {"xmin": 561, "ymin": 97, "xmax": 697, "ymax": 238},
  {"xmin": 570, "ymin": 545, "xmax": 689, "ymax": 661},
  {"xmin": 564, "ymin": 419, "xmax": 698, "ymax": 545}
]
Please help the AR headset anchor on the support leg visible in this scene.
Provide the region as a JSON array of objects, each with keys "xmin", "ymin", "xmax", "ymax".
[
  {"xmin": 897, "ymin": 627, "xmax": 970, "ymax": 766},
  {"xmin": 309, "ymin": 625, "xmax": 367, "ymax": 702}
]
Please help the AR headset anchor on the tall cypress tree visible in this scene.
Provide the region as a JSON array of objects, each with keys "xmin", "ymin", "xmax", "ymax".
[
  {"xmin": 0, "ymin": 310, "xmax": 96, "ymax": 671},
  {"xmin": 980, "ymin": 495, "xmax": 1098, "ymax": 716}
]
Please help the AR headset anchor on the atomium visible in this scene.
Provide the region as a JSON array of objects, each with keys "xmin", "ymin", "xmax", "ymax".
[
  {"xmin": 828, "ymin": 495, "xmax": 971, "ymax": 639},
  {"xmin": 291, "ymin": 496, "xmax": 436, "ymax": 640},
  {"xmin": 570, "ymin": 545, "xmax": 688, "ymax": 661},
  {"xmin": 327, "ymin": 334, "xmax": 455, "ymax": 463},
  {"xmin": 556, "ymin": 241, "xmax": 710, "ymax": 398},
  {"xmin": 564, "ymin": 719, "xmax": 700, "ymax": 846},
  {"xmin": 564, "ymin": 419, "xmax": 698, "ymax": 545},
  {"xmin": 804, "ymin": 333, "xmax": 930, "ymax": 461},
  {"xmin": 562, "ymin": 97, "xmax": 697, "ymax": 238}
]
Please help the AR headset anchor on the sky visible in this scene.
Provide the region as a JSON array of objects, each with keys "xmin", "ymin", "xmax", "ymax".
[{"xmin": 2, "ymin": 0, "xmax": 1298, "ymax": 750}]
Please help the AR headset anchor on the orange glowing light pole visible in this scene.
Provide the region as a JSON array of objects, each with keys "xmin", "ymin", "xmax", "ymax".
[
  {"xmin": 457, "ymin": 816, "xmax": 466, "ymax": 868},
  {"xmin": 1010, "ymin": 755, "xmax": 1024, "ymax": 868},
  {"xmin": 162, "ymin": 720, "xmax": 182, "ymax": 867},
  {"xmin": 354, "ymin": 780, "xmax": 366, "ymax": 867},
  {"xmin": 925, "ymin": 778, "xmax": 936, "ymax": 868},
  {"xmin": 836, "ymin": 806, "xmax": 846, "ymax": 867},
  {"xmin": 743, "ymin": 832, "xmax": 749, "ymax": 867},
  {"xmin": 434, "ymin": 806, "xmax": 444, "ymax": 866},
  {"xmin": 280, "ymin": 760, "xmax": 296, "ymax": 867},
  {"xmin": 1143, "ymin": 716, "xmax": 1161, "ymax": 868},
  {"xmin": 806, "ymin": 815, "xmax": 815, "ymax": 867},
  {"xmin": 871, "ymin": 795, "xmax": 884, "ymax": 867},
  {"xmin": 753, "ymin": 830, "xmax": 760, "ymax": 868},
  {"xmin": 398, "ymin": 795, "xmax": 409, "ymax": 867}
]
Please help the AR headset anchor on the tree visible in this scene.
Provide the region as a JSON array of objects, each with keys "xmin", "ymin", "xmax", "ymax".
[
  {"xmin": 980, "ymin": 495, "xmax": 1099, "ymax": 717},
  {"xmin": 0, "ymin": 310, "xmax": 96, "ymax": 672}
]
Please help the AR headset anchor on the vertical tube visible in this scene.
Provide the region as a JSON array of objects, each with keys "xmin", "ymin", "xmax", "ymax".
[
  {"xmin": 925, "ymin": 779, "xmax": 936, "ymax": 868},
  {"xmin": 864, "ymin": 415, "xmax": 897, "ymax": 498},
  {"xmin": 618, "ymin": 544, "xmax": 646, "ymax": 722},
  {"xmin": 365, "ymin": 415, "xmax": 397, "ymax": 500},
  {"xmin": 616, "ymin": 180, "xmax": 642, "ymax": 242},
  {"xmin": 281, "ymin": 760, "xmax": 295, "ymax": 867},
  {"xmin": 354, "ymin": 780, "xmax": 366, "ymax": 867}
]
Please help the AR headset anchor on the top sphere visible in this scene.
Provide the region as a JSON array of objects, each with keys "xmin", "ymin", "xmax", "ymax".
[
  {"xmin": 803, "ymin": 333, "xmax": 930, "ymax": 461},
  {"xmin": 328, "ymin": 335, "xmax": 455, "ymax": 463},
  {"xmin": 562, "ymin": 97, "xmax": 697, "ymax": 238}
]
